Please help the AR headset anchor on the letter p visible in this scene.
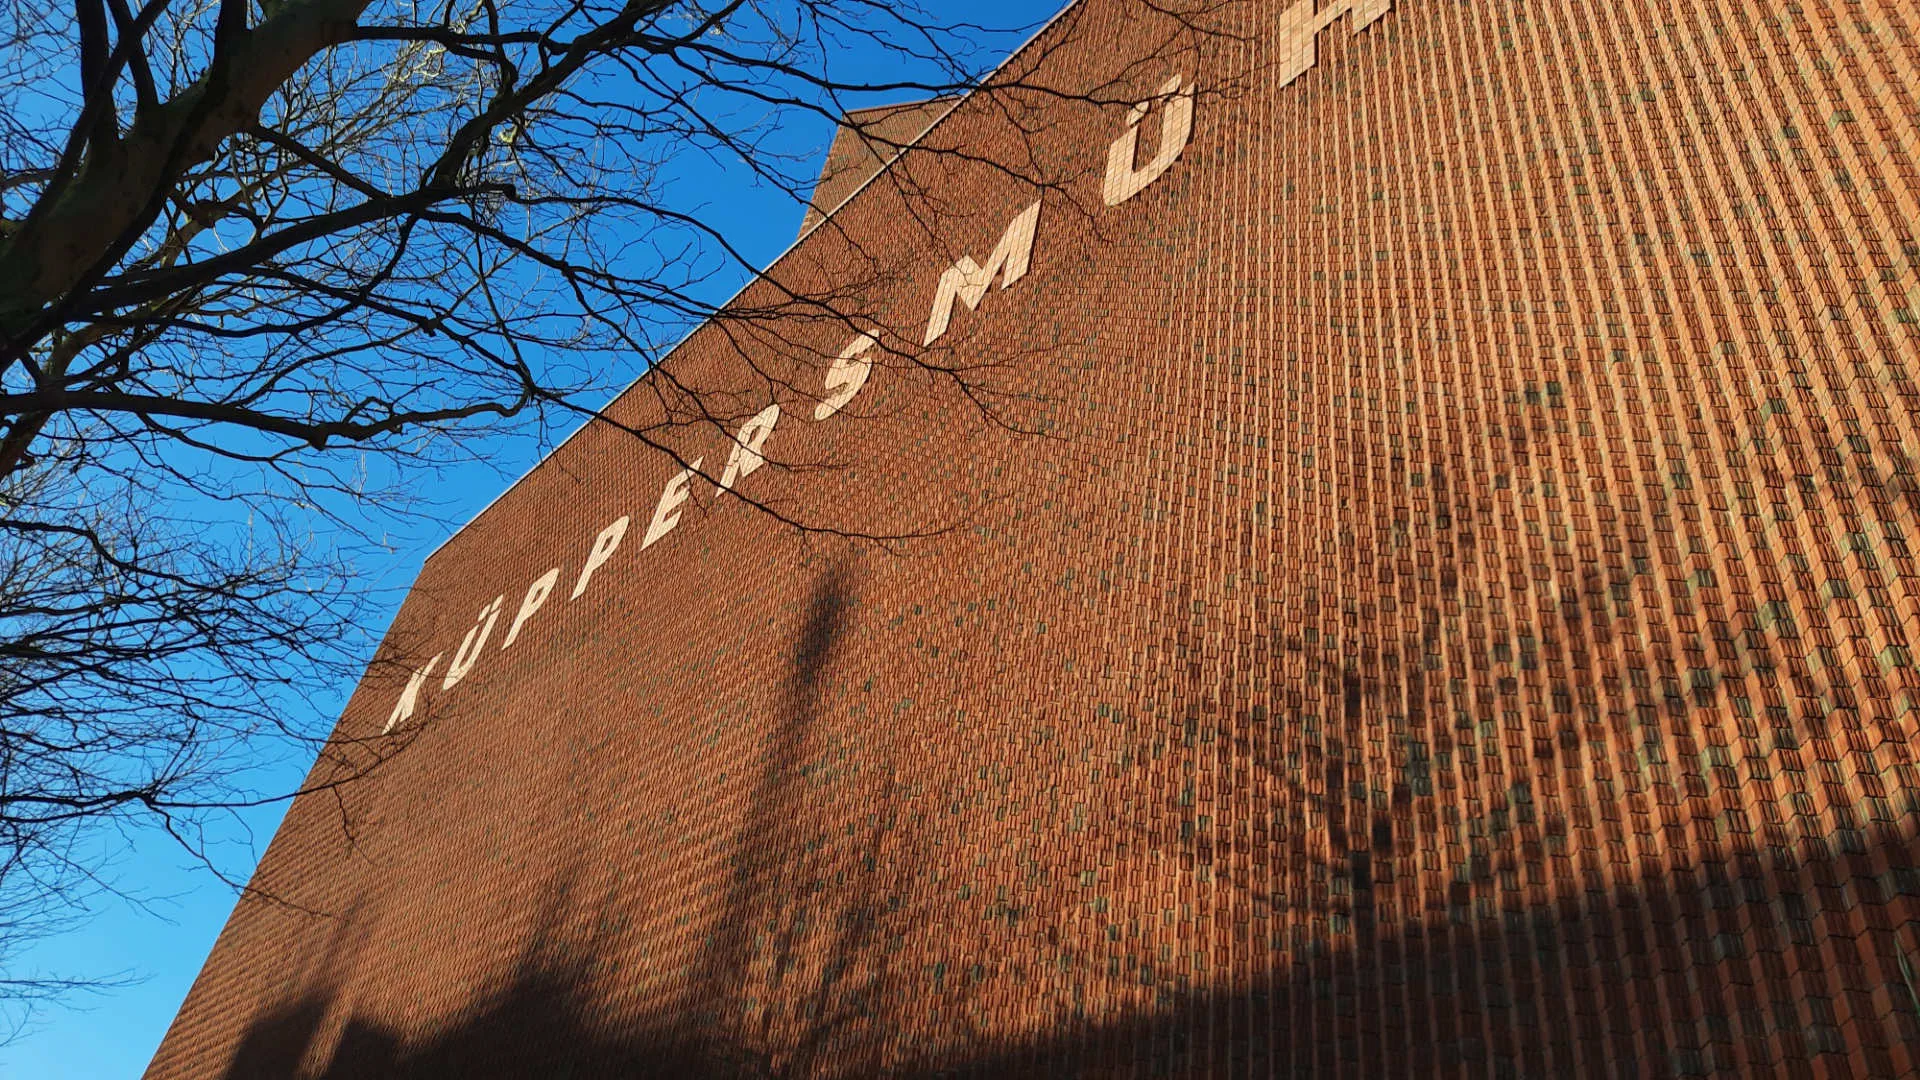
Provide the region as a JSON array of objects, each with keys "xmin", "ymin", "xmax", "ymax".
[{"xmin": 571, "ymin": 516, "xmax": 631, "ymax": 600}]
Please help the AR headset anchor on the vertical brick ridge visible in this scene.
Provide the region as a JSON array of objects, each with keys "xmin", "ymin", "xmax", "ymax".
[{"xmin": 147, "ymin": 1, "xmax": 1920, "ymax": 1077}]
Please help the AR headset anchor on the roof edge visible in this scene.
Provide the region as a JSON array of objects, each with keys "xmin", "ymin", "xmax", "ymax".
[{"xmin": 422, "ymin": 1, "xmax": 1084, "ymax": 566}]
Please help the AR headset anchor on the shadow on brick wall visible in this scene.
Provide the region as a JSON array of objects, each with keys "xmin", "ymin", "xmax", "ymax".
[
  {"xmin": 216, "ymin": 557, "xmax": 903, "ymax": 1079},
  {"xmin": 213, "ymin": 846, "xmax": 1920, "ymax": 1079},
  {"xmin": 212, "ymin": 550, "xmax": 1920, "ymax": 1078}
]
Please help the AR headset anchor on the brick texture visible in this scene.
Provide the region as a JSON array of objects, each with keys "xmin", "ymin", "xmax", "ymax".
[
  {"xmin": 148, "ymin": 0, "xmax": 1920, "ymax": 1077},
  {"xmin": 797, "ymin": 99, "xmax": 958, "ymax": 238}
]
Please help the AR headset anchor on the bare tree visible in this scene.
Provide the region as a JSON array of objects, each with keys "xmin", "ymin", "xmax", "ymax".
[{"xmin": 0, "ymin": 0, "xmax": 1236, "ymax": 1032}]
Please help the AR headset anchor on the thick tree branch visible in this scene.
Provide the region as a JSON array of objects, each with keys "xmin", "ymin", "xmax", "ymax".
[
  {"xmin": 0, "ymin": 0, "xmax": 377, "ymax": 365},
  {"xmin": 0, "ymin": 386, "xmax": 532, "ymax": 448},
  {"xmin": 104, "ymin": 0, "xmax": 160, "ymax": 114}
]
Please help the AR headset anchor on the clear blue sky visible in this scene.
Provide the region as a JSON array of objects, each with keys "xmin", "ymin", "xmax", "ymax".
[{"xmin": 4, "ymin": 3, "xmax": 1062, "ymax": 1076}]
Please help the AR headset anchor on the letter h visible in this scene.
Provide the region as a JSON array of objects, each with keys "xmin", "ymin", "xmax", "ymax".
[{"xmin": 1277, "ymin": 0, "xmax": 1391, "ymax": 89}]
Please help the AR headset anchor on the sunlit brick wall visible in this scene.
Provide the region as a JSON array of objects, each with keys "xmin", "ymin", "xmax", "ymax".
[
  {"xmin": 798, "ymin": 99, "xmax": 958, "ymax": 238},
  {"xmin": 150, "ymin": 1, "xmax": 1920, "ymax": 1076}
]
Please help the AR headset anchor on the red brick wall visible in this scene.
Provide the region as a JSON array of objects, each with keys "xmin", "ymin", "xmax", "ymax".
[
  {"xmin": 149, "ymin": 1, "xmax": 1920, "ymax": 1077},
  {"xmin": 797, "ymin": 98, "xmax": 959, "ymax": 238}
]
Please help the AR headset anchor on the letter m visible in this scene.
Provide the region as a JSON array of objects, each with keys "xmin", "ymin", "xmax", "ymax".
[{"xmin": 923, "ymin": 200, "xmax": 1042, "ymax": 346}]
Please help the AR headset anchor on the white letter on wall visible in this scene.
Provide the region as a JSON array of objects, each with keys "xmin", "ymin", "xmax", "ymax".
[
  {"xmin": 383, "ymin": 654, "xmax": 442, "ymax": 733},
  {"xmin": 1277, "ymin": 0, "xmax": 1391, "ymax": 90},
  {"xmin": 501, "ymin": 567, "xmax": 561, "ymax": 649},
  {"xmin": 719, "ymin": 405, "xmax": 781, "ymax": 493},
  {"xmin": 442, "ymin": 596, "xmax": 504, "ymax": 691},
  {"xmin": 815, "ymin": 334, "xmax": 876, "ymax": 421},
  {"xmin": 643, "ymin": 458, "xmax": 703, "ymax": 549},
  {"xmin": 923, "ymin": 200, "xmax": 1042, "ymax": 346},
  {"xmin": 1103, "ymin": 75, "xmax": 1196, "ymax": 207},
  {"xmin": 570, "ymin": 516, "xmax": 631, "ymax": 600}
]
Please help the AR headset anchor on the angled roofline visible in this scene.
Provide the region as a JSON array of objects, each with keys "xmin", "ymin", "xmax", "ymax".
[{"xmin": 424, "ymin": 0, "xmax": 1084, "ymax": 565}]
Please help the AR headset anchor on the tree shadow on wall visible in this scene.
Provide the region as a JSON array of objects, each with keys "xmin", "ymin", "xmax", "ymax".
[
  {"xmin": 218, "ymin": 870, "xmax": 677, "ymax": 1079},
  {"xmin": 680, "ymin": 554, "xmax": 906, "ymax": 1077},
  {"xmin": 212, "ymin": 545, "xmax": 1920, "ymax": 1079},
  {"xmin": 216, "ymin": 842, "xmax": 1920, "ymax": 1079},
  {"xmin": 216, "ymin": 555, "xmax": 919, "ymax": 1080}
]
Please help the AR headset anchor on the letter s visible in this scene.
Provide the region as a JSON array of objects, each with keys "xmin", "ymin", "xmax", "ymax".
[{"xmin": 815, "ymin": 333, "xmax": 876, "ymax": 421}]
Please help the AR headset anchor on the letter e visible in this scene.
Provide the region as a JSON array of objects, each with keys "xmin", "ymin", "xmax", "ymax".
[{"xmin": 644, "ymin": 459, "xmax": 703, "ymax": 549}]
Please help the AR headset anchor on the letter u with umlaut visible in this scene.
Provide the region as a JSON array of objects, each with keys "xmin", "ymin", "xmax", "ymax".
[
  {"xmin": 1103, "ymin": 74, "xmax": 1195, "ymax": 207},
  {"xmin": 442, "ymin": 595, "xmax": 505, "ymax": 691}
]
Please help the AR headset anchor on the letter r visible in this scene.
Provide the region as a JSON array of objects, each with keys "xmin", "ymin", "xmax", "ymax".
[{"xmin": 720, "ymin": 405, "xmax": 781, "ymax": 493}]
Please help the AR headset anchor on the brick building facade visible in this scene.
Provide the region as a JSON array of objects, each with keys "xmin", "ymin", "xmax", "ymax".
[{"xmin": 149, "ymin": 0, "xmax": 1920, "ymax": 1076}]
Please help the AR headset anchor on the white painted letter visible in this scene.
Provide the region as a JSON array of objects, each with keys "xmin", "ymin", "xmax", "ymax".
[
  {"xmin": 644, "ymin": 458, "xmax": 703, "ymax": 549},
  {"xmin": 570, "ymin": 516, "xmax": 631, "ymax": 600},
  {"xmin": 501, "ymin": 567, "xmax": 561, "ymax": 649},
  {"xmin": 815, "ymin": 334, "xmax": 877, "ymax": 421},
  {"xmin": 383, "ymin": 654, "xmax": 442, "ymax": 733},
  {"xmin": 720, "ymin": 405, "xmax": 781, "ymax": 493},
  {"xmin": 1277, "ymin": 0, "xmax": 1391, "ymax": 90},
  {"xmin": 442, "ymin": 596, "xmax": 504, "ymax": 691},
  {"xmin": 923, "ymin": 200, "xmax": 1041, "ymax": 346},
  {"xmin": 1103, "ymin": 75, "xmax": 1195, "ymax": 206}
]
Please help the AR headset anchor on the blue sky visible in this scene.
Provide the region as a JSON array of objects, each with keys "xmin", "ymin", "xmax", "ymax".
[{"xmin": 4, "ymin": 3, "xmax": 1064, "ymax": 1075}]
